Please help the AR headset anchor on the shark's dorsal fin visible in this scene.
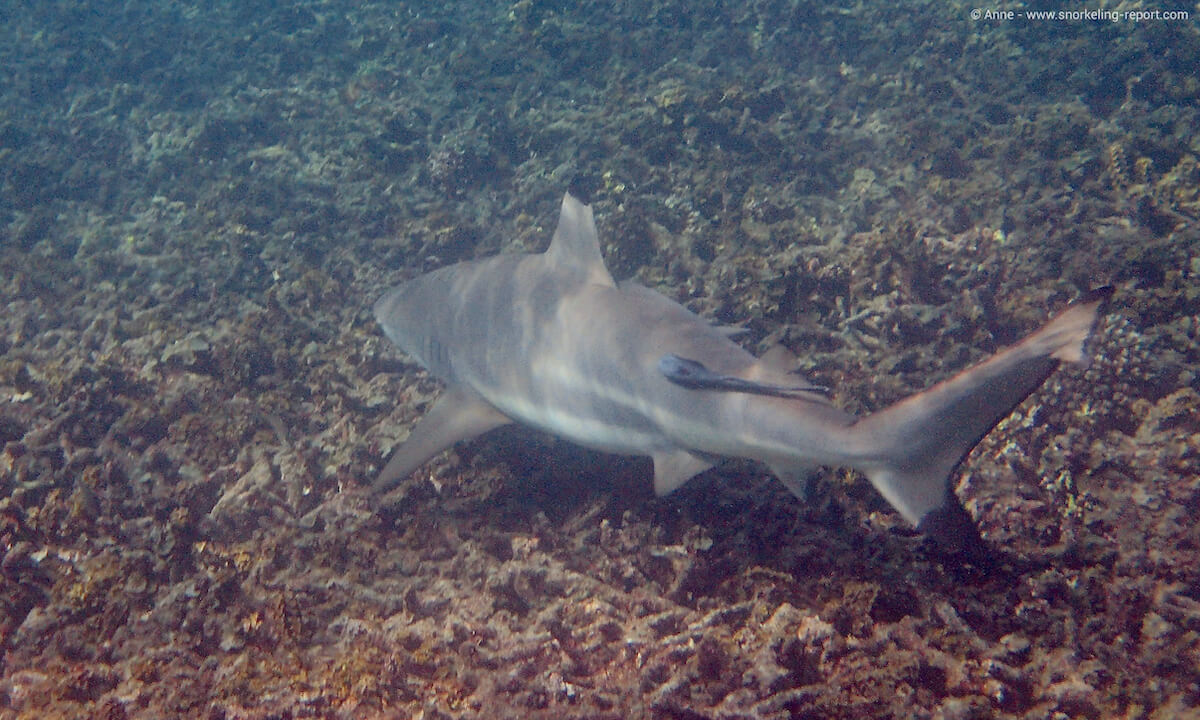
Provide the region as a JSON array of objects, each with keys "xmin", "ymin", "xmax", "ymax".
[{"xmin": 544, "ymin": 193, "xmax": 616, "ymax": 288}]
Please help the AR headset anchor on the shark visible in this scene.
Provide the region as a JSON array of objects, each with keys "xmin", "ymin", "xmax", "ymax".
[{"xmin": 372, "ymin": 193, "xmax": 1110, "ymax": 556}]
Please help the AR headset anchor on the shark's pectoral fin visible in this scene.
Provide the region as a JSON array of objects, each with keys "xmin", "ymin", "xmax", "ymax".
[
  {"xmin": 372, "ymin": 387, "xmax": 512, "ymax": 495},
  {"xmin": 658, "ymin": 354, "xmax": 830, "ymax": 398},
  {"xmin": 652, "ymin": 450, "xmax": 715, "ymax": 496}
]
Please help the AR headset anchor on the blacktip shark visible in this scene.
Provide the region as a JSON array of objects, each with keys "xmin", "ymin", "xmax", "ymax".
[{"xmin": 372, "ymin": 193, "xmax": 1111, "ymax": 557}]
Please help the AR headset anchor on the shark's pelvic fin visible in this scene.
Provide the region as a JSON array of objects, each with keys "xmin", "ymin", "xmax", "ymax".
[
  {"xmin": 853, "ymin": 287, "xmax": 1113, "ymax": 554},
  {"xmin": 768, "ymin": 462, "xmax": 822, "ymax": 501},
  {"xmin": 544, "ymin": 193, "xmax": 616, "ymax": 288},
  {"xmin": 373, "ymin": 387, "xmax": 512, "ymax": 494},
  {"xmin": 652, "ymin": 450, "xmax": 715, "ymax": 496}
]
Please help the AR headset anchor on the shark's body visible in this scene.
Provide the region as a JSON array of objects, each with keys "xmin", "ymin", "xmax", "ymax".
[{"xmin": 374, "ymin": 193, "xmax": 1109, "ymax": 553}]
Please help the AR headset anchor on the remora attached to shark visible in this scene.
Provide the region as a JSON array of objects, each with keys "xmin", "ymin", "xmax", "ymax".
[{"xmin": 373, "ymin": 193, "xmax": 1110, "ymax": 554}]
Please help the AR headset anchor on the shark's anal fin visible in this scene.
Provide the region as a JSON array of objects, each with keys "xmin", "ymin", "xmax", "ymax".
[
  {"xmin": 658, "ymin": 354, "xmax": 830, "ymax": 398},
  {"xmin": 373, "ymin": 387, "xmax": 512, "ymax": 495}
]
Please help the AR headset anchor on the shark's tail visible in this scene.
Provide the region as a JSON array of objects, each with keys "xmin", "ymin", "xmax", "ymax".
[{"xmin": 852, "ymin": 287, "xmax": 1113, "ymax": 558}]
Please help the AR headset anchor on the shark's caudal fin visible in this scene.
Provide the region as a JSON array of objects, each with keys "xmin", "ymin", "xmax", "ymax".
[{"xmin": 852, "ymin": 287, "xmax": 1113, "ymax": 556}]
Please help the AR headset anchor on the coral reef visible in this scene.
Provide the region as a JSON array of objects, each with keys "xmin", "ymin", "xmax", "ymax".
[{"xmin": 1, "ymin": 0, "xmax": 1197, "ymax": 718}]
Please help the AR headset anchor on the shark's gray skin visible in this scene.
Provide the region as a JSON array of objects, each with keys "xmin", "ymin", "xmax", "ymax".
[{"xmin": 373, "ymin": 193, "xmax": 1110, "ymax": 554}]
